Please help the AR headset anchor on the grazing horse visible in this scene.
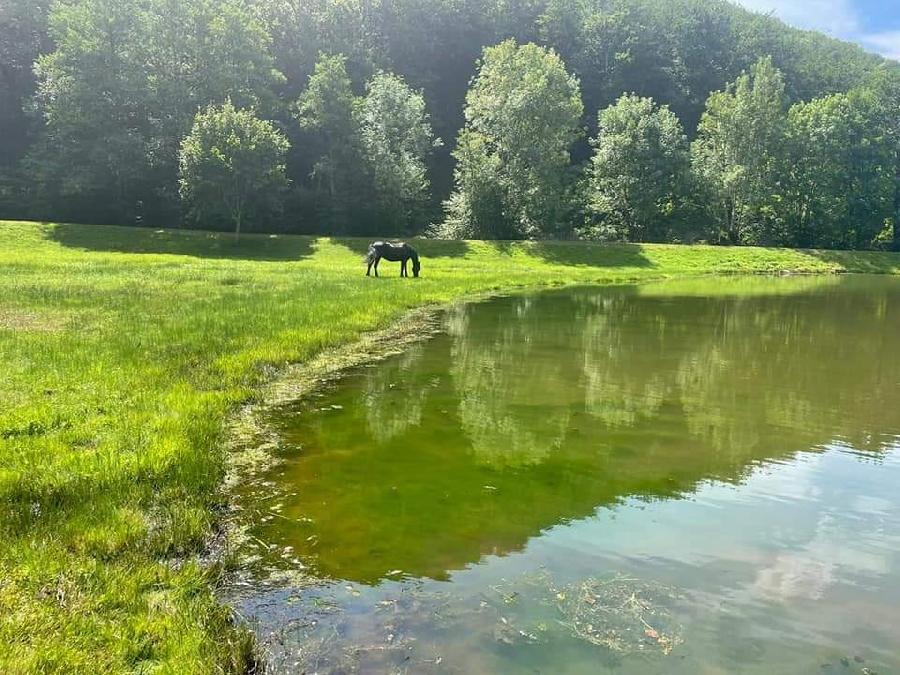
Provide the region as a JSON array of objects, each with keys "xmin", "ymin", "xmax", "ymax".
[{"xmin": 366, "ymin": 241, "xmax": 421, "ymax": 278}]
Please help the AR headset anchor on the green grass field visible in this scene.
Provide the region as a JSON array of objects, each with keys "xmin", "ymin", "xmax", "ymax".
[{"xmin": 1, "ymin": 219, "xmax": 898, "ymax": 673}]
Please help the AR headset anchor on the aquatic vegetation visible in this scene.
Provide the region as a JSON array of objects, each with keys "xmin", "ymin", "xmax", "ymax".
[
  {"xmin": 242, "ymin": 570, "xmax": 685, "ymax": 673},
  {"xmin": 553, "ymin": 575, "xmax": 683, "ymax": 655}
]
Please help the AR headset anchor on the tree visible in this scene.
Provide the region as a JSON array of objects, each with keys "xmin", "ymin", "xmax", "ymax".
[
  {"xmin": 5, "ymin": 0, "xmax": 899, "ymax": 248},
  {"xmin": 293, "ymin": 55, "xmax": 441, "ymax": 235},
  {"xmin": 0, "ymin": 0, "xmax": 52, "ymax": 167},
  {"xmin": 179, "ymin": 101, "xmax": 289, "ymax": 239},
  {"xmin": 441, "ymin": 39, "xmax": 583, "ymax": 239},
  {"xmin": 294, "ymin": 53, "xmax": 364, "ymax": 231},
  {"xmin": 781, "ymin": 90, "xmax": 893, "ymax": 249},
  {"xmin": 439, "ymin": 130, "xmax": 508, "ymax": 238},
  {"xmin": 585, "ymin": 94, "xmax": 689, "ymax": 241},
  {"xmin": 864, "ymin": 65, "xmax": 900, "ymax": 251},
  {"xmin": 691, "ymin": 57, "xmax": 787, "ymax": 245},
  {"xmin": 356, "ymin": 72, "xmax": 439, "ymax": 232},
  {"xmin": 30, "ymin": 0, "xmax": 278, "ymax": 224}
]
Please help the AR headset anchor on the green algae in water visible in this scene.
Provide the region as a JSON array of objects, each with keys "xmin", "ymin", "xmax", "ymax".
[{"xmin": 230, "ymin": 275, "xmax": 900, "ymax": 674}]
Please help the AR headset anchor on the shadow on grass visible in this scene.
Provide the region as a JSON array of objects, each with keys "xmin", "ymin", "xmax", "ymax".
[
  {"xmin": 528, "ymin": 241, "xmax": 655, "ymax": 268},
  {"xmin": 803, "ymin": 247, "xmax": 900, "ymax": 274},
  {"xmin": 49, "ymin": 223, "xmax": 315, "ymax": 262},
  {"xmin": 412, "ymin": 238, "xmax": 471, "ymax": 258},
  {"xmin": 331, "ymin": 237, "xmax": 472, "ymax": 259},
  {"xmin": 485, "ymin": 241, "xmax": 517, "ymax": 256}
]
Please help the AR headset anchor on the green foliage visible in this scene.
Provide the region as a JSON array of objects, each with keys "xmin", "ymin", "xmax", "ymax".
[
  {"xmin": 294, "ymin": 52, "xmax": 361, "ymax": 226},
  {"xmin": 440, "ymin": 130, "xmax": 508, "ymax": 238},
  {"xmin": 293, "ymin": 55, "xmax": 438, "ymax": 234},
  {"xmin": 441, "ymin": 40, "xmax": 583, "ymax": 239},
  {"xmin": 29, "ymin": 0, "xmax": 278, "ymax": 224},
  {"xmin": 4, "ymin": 0, "xmax": 900, "ymax": 239},
  {"xmin": 535, "ymin": 0, "xmax": 883, "ymax": 134},
  {"xmin": 356, "ymin": 72, "xmax": 439, "ymax": 232},
  {"xmin": 687, "ymin": 55, "xmax": 900, "ymax": 250},
  {"xmin": 179, "ymin": 101, "xmax": 289, "ymax": 238},
  {"xmin": 863, "ymin": 65, "xmax": 900, "ymax": 251},
  {"xmin": 0, "ymin": 0, "xmax": 51, "ymax": 169},
  {"xmin": 691, "ymin": 57, "xmax": 788, "ymax": 244},
  {"xmin": 780, "ymin": 90, "xmax": 894, "ymax": 249},
  {"xmin": 584, "ymin": 94, "xmax": 689, "ymax": 242}
]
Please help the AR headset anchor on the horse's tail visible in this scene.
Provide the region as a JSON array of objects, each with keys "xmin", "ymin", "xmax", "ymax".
[{"xmin": 364, "ymin": 246, "xmax": 376, "ymax": 264}]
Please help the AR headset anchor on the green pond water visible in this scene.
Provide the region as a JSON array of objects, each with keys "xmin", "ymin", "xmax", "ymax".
[{"xmin": 231, "ymin": 275, "xmax": 900, "ymax": 674}]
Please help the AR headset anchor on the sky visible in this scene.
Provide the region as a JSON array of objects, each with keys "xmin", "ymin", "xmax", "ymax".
[{"xmin": 731, "ymin": 0, "xmax": 900, "ymax": 61}]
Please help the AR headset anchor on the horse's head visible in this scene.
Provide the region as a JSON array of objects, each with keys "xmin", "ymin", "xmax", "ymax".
[{"xmin": 412, "ymin": 255, "xmax": 421, "ymax": 278}]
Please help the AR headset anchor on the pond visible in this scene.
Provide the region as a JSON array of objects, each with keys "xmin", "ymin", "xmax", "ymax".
[{"xmin": 230, "ymin": 275, "xmax": 900, "ymax": 674}]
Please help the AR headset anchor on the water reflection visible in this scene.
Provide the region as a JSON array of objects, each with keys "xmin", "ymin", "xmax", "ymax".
[
  {"xmin": 252, "ymin": 276, "xmax": 900, "ymax": 585},
  {"xmin": 447, "ymin": 299, "xmax": 572, "ymax": 467},
  {"xmin": 363, "ymin": 343, "xmax": 430, "ymax": 444},
  {"xmin": 232, "ymin": 275, "xmax": 900, "ymax": 674}
]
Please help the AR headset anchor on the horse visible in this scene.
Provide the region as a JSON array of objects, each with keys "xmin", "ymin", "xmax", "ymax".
[{"xmin": 366, "ymin": 241, "xmax": 421, "ymax": 278}]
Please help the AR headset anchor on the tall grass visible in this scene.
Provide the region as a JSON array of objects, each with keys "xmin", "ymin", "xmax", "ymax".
[{"xmin": 0, "ymin": 220, "xmax": 897, "ymax": 673}]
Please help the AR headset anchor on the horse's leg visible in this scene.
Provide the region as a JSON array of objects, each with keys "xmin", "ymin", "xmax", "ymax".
[
  {"xmin": 374, "ymin": 257, "xmax": 380, "ymax": 277},
  {"xmin": 401, "ymin": 259, "xmax": 407, "ymax": 277},
  {"xmin": 366, "ymin": 259, "xmax": 372, "ymax": 276}
]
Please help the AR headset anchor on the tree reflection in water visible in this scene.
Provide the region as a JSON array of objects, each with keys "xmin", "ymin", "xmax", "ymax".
[{"xmin": 250, "ymin": 275, "xmax": 900, "ymax": 583}]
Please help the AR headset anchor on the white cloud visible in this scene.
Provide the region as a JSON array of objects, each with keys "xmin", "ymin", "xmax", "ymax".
[
  {"xmin": 730, "ymin": 0, "xmax": 900, "ymax": 61},
  {"xmin": 859, "ymin": 31, "xmax": 900, "ymax": 61},
  {"xmin": 731, "ymin": 0, "xmax": 860, "ymax": 37}
]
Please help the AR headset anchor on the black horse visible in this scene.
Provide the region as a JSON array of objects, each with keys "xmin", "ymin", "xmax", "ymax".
[{"xmin": 366, "ymin": 241, "xmax": 421, "ymax": 278}]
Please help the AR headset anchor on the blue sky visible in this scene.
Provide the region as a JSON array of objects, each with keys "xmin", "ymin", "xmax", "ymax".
[{"xmin": 732, "ymin": 0, "xmax": 900, "ymax": 60}]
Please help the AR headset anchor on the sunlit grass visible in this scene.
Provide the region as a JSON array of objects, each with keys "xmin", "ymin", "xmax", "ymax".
[{"xmin": 0, "ymin": 219, "xmax": 897, "ymax": 673}]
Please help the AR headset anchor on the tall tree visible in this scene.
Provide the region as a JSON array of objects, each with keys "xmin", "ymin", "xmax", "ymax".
[
  {"xmin": 585, "ymin": 94, "xmax": 689, "ymax": 242},
  {"xmin": 781, "ymin": 91, "xmax": 893, "ymax": 249},
  {"xmin": 179, "ymin": 101, "xmax": 289, "ymax": 239},
  {"xmin": 441, "ymin": 39, "xmax": 583, "ymax": 239},
  {"xmin": 294, "ymin": 53, "xmax": 364, "ymax": 231},
  {"xmin": 864, "ymin": 65, "xmax": 900, "ymax": 251},
  {"xmin": 356, "ymin": 72, "xmax": 439, "ymax": 233},
  {"xmin": 0, "ymin": 0, "xmax": 52, "ymax": 218},
  {"xmin": 30, "ymin": 0, "xmax": 278, "ymax": 224},
  {"xmin": 691, "ymin": 57, "xmax": 787, "ymax": 244},
  {"xmin": 3, "ymin": 0, "xmax": 897, "ymax": 248},
  {"xmin": 0, "ymin": 0, "xmax": 52, "ymax": 167}
]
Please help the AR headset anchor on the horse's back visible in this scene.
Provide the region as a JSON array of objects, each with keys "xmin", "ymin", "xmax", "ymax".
[{"xmin": 369, "ymin": 241, "xmax": 412, "ymax": 261}]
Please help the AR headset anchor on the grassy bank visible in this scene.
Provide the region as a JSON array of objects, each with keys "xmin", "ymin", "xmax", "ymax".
[{"xmin": 1, "ymin": 219, "xmax": 898, "ymax": 673}]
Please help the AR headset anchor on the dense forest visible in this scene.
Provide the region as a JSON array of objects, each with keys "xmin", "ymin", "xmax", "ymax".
[{"xmin": 1, "ymin": 0, "xmax": 899, "ymax": 249}]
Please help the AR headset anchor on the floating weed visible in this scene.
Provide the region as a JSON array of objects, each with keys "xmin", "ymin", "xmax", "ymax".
[
  {"xmin": 248, "ymin": 569, "xmax": 685, "ymax": 672},
  {"xmin": 553, "ymin": 575, "xmax": 684, "ymax": 655}
]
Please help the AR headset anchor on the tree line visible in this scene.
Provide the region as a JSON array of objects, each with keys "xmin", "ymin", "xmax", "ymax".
[{"xmin": 1, "ymin": 0, "xmax": 898, "ymax": 249}]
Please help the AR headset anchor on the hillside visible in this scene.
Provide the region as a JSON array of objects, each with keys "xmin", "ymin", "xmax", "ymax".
[{"xmin": 1, "ymin": 0, "xmax": 895, "ymax": 230}]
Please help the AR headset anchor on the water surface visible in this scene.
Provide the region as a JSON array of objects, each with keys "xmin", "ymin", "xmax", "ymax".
[{"xmin": 231, "ymin": 275, "xmax": 900, "ymax": 674}]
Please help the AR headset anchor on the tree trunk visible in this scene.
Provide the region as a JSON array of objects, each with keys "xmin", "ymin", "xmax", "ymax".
[
  {"xmin": 727, "ymin": 199, "xmax": 738, "ymax": 245},
  {"xmin": 234, "ymin": 206, "xmax": 242, "ymax": 242},
  {"xmin": 329, "ymin": 150, "xmax": 336, "ymax": 198}
]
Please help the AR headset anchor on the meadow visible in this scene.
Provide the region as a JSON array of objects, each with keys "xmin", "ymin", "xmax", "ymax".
[{"xmin": 1, "ymin": 219, "xmax": 898, "ymax": 674}]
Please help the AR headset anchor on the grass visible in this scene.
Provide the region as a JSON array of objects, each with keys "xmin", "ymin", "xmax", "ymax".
[{"xmin": 0, "ymin": 219, "xmax": 898, "ymax": 674}]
